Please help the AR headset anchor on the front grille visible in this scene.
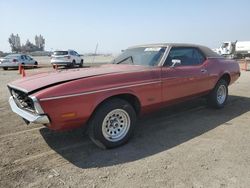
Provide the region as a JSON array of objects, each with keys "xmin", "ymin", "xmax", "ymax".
[{"xmin": 9, "ymin": 88, "xmax": 35, "ymax": 113}]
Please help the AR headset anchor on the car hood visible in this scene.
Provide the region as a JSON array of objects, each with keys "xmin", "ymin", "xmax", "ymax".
[{"xmin": 9, "ymin": 64, "xmax": 149, "ymax": 93}]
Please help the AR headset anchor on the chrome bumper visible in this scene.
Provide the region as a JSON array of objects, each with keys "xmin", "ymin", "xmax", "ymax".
[{"xmin": 9, "ymin": 96, "xmax": 50, "ymax": 124}]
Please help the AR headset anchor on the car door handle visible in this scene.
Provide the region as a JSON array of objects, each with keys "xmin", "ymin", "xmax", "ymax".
[{"xmin": 201, "ymin": 69, "xmax": 207, "ymax": 73}]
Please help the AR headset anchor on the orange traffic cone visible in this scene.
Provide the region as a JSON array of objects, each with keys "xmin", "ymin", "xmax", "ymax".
[
  {"xmin": 18, "ymin": 64, "xmax": 22, "ymax": 74},
  {"xmin": 241, "ymin": 61, "xmax": 247, "ymax": 71},
  {"xmin": 22, "ymin": 67, "xmax": 26, "ymax": 77}
]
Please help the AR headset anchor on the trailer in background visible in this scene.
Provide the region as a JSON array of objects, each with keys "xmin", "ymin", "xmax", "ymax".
[{"xmin": 215, "ymin": 41, "xmax": 250, "ymax": 59}]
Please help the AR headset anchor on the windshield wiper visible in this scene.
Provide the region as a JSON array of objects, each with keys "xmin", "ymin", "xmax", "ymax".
[{"xmin": 116, "ymin": 56, "xmax": 134, "ymax": 64}]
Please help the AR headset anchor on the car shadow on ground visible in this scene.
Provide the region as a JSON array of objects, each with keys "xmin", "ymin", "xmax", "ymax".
[{"xmin": 40, "ymin": 95, "xmax": 250, "ymax": 169}]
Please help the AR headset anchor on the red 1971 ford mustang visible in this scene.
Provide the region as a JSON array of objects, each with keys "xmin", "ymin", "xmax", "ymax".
[{"xmin": 8, "ymin": 43, "xmax": 240, "ymax": 148}]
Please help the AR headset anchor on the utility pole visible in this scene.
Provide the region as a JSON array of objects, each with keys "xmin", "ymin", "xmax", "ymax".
[{"xmin": 92, "ymin": 43, "xmax": 98, "ymax": 64}]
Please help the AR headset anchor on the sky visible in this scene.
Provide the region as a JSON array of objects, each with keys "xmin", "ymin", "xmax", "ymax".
[{"xmin": 0, "ymin": 0, "xmax": 250, "ymax": 54}]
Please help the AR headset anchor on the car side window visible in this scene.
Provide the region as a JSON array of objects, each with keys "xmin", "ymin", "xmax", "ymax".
[
  {"xmin": 69, "ymin": 51, "xmax": 74, "ymax": 55},
  {"xmin": 193, "ymin": 49, "xmax": 205, "ymax": 65},
  {"xmin": 21, "ymin": 55, "xmax": 26, "ymax": 60},
  {"xmin": 164, "ymin": 47, "xmax": 205, "ymax": 67},
  {"xmin": 26, "ymin": 56, "xmax": 31, "ymax": 60}
]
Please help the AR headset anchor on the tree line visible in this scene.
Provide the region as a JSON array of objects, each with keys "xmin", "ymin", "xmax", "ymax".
[{"xmin": 8, "ymin": 33, "xmax": 45, "ymax": 53}]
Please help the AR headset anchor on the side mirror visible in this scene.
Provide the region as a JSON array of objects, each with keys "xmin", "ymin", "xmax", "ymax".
[{"xmin": 171, "ymin": 59, "xmax": 181, "ymax": 67}]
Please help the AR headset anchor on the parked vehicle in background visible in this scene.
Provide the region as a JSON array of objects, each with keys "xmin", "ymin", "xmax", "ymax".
[
  {"xmin": 0, "ymin": 54, "xmax": 38, "ymax": 70},
  {"xmin": 7, "ymin": 43, "xmax": 240, "ymax": 149},
  {"xmin": 51, "ymin": 50, "xmax": 84, "ymax": 68},
  {"xmin": 0, "ymin": 57, "xmax": 4, "ymax": 63},
  {"xmin": 215, "ymin": 41, "xmax": 250, "ymax": 59}
]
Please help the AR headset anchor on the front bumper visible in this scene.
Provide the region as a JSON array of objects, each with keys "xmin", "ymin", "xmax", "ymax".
[{"xmin": 9, "ymin": 96, "xmax": 50, "ymax": 124}]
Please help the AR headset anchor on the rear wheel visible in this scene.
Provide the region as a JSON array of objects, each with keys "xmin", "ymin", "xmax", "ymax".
[
  {"xmin": 88, "ymin": 98, "xmax": 136, "ymax": 149},
  {"xmin": 71, "ymin": 60, "xmax": 76, "ymax": 68},
  {"xmin": 207, "ymin": 79, "xmax": 228, "ymax": 109},
  {"xmin": 79, "ymin": 59, "xmax": 83, "ymax": 68},
  {"xmin": 3, "ymin": 67, "xmax": 8, "ymax": 70}
]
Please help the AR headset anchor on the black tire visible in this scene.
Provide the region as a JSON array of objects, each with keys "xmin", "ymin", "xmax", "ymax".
[
  {"xmin": 207, "ymin": 79, "xmax": 228, "ymax": 109},
  {"xmin": 3, "ymin": 67, "xmax": 8, "ymax": 70},
  {"xmin": 79, "ymin": 59, "xmax": 83, "ymax": 68},
  {"xmin": 71, "ymin": 60, "xmax": 76, "ymax": 68},
  {"xmin": 34, "ymin": 61, "xmax": 38, "ymax": 68},
  {"xmin": 88, "ymin": 98, "xmax": 137, "ymax": 149}
]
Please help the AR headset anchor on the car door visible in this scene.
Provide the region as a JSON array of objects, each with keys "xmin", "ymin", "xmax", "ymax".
[
  {"xmin": 161, "ymin": 47, "xmax": 209, "ymax": 102},
  {"xmin": 24, "ymin": 55, "xmax": 32, "ymax": 65},
  {"xmin": 74, "ymin": 51, "xmax": 81, "ymax": 64},
  {"xmin": 20, "ymin": 55, "xmax": 27, "ymax": 64},
  {"xmin": 25, "ymin": 55, "xmax": 34, "ymax": 65}
]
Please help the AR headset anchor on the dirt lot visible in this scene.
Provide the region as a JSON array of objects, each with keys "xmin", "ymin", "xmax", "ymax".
[{"xmin": 0, "ymin": 65, "xmax": 250, "ymax": 188}]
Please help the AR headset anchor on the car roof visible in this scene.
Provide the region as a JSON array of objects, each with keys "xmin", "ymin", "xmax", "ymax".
[
  {"xmin": 128, "ymin": 43, "xmax": 222, "ymax": 58},
  {"xmin": 5, "ymin": 54, "xmax": 24, "ymax": 57},
  {"xmin": 7, "ymin": 54, "xmax": 22, "ymax": 56}
]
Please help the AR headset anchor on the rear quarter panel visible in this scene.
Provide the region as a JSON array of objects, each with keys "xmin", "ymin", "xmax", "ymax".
[{"xmin": 205, "ymin": 58, "xmax": 240, "ymax": 89}]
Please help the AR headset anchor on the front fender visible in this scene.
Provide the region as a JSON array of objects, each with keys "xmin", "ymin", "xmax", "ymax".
[{"xmin": 90, "ymin": 88, "xmax": 140, "ymax": 114}]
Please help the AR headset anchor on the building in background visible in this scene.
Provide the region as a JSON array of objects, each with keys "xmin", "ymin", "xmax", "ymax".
[{"xmin": 35, "ymin": 35, "xmax": 45, "ymax": 51}]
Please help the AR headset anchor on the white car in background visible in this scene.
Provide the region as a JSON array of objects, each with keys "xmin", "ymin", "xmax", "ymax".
[
  {"xmin": 0, "ymin": 54, "xmax": 38, "ymax": 70},
  {"xmin": 51, "ymin": 50, "xmax": 84, "ymax": 68}
]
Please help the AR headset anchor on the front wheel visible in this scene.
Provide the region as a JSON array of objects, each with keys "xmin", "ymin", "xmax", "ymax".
[
  {"xmin": 207, "ymin": 79, "xmax": 228, "ymax": 109},
  {"xmin": 88, "ymin": 98, "xmax": 136, "ymax": 149},
  {"xmin": 33, "ymin": 61, "xmax": 38, "ymax": 68}
]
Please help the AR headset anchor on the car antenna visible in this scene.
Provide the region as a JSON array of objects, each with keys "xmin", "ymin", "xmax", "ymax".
[{"xmin": 92, "ymin": 43, "xmax": 98, "ymax": 64}]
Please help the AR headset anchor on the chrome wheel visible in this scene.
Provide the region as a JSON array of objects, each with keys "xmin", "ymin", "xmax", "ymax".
[
  {"xmin": 217, "ymin": 85, "xmax": 227, "ymax": 104},
  {"xmin": 102, "ymin": 109, "xmax": 131, "ymax": 142}
]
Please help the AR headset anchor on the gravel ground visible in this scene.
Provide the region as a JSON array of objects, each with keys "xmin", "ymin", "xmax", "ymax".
[{"xmin": 0, "ymin": 64, "xmax": 249, "ymax": 188}]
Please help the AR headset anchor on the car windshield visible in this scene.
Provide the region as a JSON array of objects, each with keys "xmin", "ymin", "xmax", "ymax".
[
  {"xmin": 26, "ymin": 56, "xmax": 32, "ymax": 60},
  {"xmin": 112, "ymin": 47, "xmax": 166, "ymax": 66},
  {"xmin": 53, "ymin": 51, "xmax": 68, "ymax": 55}
]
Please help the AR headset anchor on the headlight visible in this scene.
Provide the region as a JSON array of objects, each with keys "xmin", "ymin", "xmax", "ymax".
[
  {"xmin": 11, "ymin": 89, "xmax": 19, "ymax": 98},
  {"xmin": 30, "ymin": 96, "xmax": 45, "ymax": 114}
]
